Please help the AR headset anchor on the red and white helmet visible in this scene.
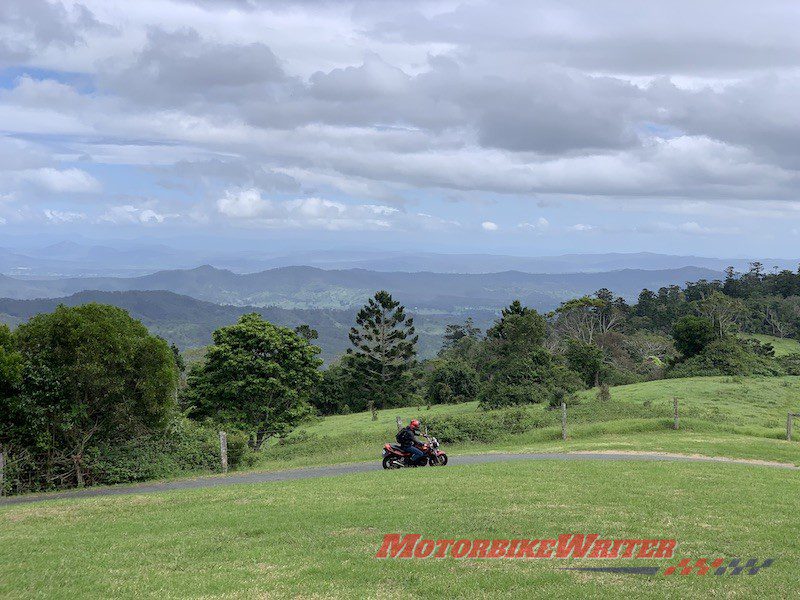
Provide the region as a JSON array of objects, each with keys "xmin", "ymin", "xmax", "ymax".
[{"xmin": 410, "ymin": 419, "xmax": 420, "ymax": 430}]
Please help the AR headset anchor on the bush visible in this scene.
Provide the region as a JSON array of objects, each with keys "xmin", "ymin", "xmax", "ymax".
[
  {"xmin": 424, "ymin": 407, "xmax": 549, "ymax": 444},
  {"xmin": 477, "ymin": 351, "xmax": 584, "ymax": 410},
  {"xmin": 777, "ymin": 353, "xmax": 800, "ymax": 376},
  {"xmin": 86, "ymin": 418, "xmax": 255, "ymax": 486},
  {"xmin": 673, "ymin": 316, "xmax": 716, "ymax": 358},
  {"xmin": 425, "ymin": 360, "xmax": 479, "ymax": 404},
  {"xmin": 667, "ymin": 338, "xmax": 785, "ymax": 379}
]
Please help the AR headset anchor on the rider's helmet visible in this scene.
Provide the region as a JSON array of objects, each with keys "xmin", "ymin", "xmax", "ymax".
[{"xmin": 410, "ymin": 419, "xmax": 420, "ymax": 430}]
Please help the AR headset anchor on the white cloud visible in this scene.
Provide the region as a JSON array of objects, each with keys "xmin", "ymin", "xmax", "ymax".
[
  {"xmin": 21, "ymin": 168, "xmax": 101, "ymax": 193},
  {"xmin": 43, "ymin": 209, "xmax": 86, "ymax": 223},
  {"xmin": 217, "ymin": 188, "xmax": 272, "ymax": 218},
  {"xmin": 99, "ymin": 205, "xmax": 173, "ymax": 224},
  {"xmin": 481, "ymin": 220, "xmax": 498, "ymax": 231},
  {"xmin": 518, "ymin": 217, "xmax": 549, "ymax": 231},
  {"xmin": 569, "ymin": 223, "xmax": 595, "ymax": 232}
]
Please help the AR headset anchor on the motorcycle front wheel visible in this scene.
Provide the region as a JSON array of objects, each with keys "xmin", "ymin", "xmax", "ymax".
[
  {"xmin": 429, "ymin": 453, "xmax": 448, "ymax": 466},
  {"xmin": 383, "ymin": 455, "xmax": 403, "ymax": 469}
]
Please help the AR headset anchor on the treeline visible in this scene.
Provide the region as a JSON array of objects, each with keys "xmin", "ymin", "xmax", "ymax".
[
  {"xmin": 2, "ymin": 263, "xmax": 799, "ymax": 495},
  {"xmin": 311, "ymin": 263, "xmax": 800, "ymax": 416}
]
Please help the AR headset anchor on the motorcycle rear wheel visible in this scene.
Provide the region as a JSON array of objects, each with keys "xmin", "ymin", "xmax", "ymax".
[{"xmin": 383, "ymin": 455, "xmax": 403, "ymax": 469}]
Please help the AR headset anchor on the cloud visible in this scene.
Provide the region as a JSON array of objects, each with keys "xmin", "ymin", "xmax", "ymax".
[
  {"xmin": 43, "ymin": 209, "xmax": 86, "ymax": 223},
  {"xmin": 481, "ymin": 221, "xmax": 498, "ymax": 231},
  {"xmin": 217, "ymin": 188, "xmax": 272, "ymax": 218},
  {"xmin": 21, "ymin": 168, "xmax": 101, "ymax": 193},
  {"xmin": 518, "ymin": 217, "xmax": 549, "ymax": 232},
  {"xmin": 2, "ymin": 0, "xmax": 800, "ymax": 249},
  {"xmin": 216, "ymin": 188, "xmax": 406, "ymax": 230},
  {"xmin": 99, "ymin": 205, "xmax": 173, "ymax": 224},
  {"xmin": 569, "ymin": 223, "xmax": 595, "ymax": 232}
]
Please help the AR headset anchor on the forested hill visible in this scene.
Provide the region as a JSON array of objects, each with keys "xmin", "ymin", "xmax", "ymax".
[
  {"xmin": 0, "ymin": 265, "xmax": 721, "ymax": 310},
  {"xmin": 0, "ymin": 290, "xmax": 497, "ymax": 361}
]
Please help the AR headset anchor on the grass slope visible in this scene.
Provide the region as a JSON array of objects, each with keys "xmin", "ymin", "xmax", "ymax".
[
  {"xmin": 1, "ymin": 460, "xmax": 796, "ymax": 599},
  {"xmin": 740, "ymin": 334, "xmax": 800, "ymax": 357},
  {"xmin": 260, "ymin": 376, "xmax": 800, "ymax": 470}
]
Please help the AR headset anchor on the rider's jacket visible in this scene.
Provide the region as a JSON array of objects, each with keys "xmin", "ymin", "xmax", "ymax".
[{"xmin": 396, "ymin": 426, "xmax": 421, "ymax": 447}]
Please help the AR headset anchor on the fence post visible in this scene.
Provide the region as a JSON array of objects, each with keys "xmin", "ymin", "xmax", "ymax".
[
  {"xmin": 788, "ymin": 413, "xmax": 793, "ymax": 442},
  {"xmin": 673, "ymin": 397, "xmax": 679, "ymax": 430},
  {"xmin": 396, "ymin": 416, "xmax": 403, "ymax": 432},
  {"xmin": 561, "ymin": 401, "xmax": 567, "ymax": 441},
  {"xmin": 219, "ymin": 431, "xmax": 228, "ymax": 474},
  {"xmin": 0, "ymin": 448, "xmax": 5, "ymax": 497}
]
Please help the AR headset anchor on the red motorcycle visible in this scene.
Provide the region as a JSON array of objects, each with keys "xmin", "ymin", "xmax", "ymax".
[{"xmin": 382, "ymin": 434, "xmax": 448, "ymax": 469}]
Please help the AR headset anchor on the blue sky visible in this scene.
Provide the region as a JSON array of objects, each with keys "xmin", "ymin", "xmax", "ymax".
[{"xmin": 2, "ymin": 0, "xmax": 800, "ymax": 259}]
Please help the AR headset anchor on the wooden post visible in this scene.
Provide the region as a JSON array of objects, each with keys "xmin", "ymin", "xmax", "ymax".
[
  {"xmin": 219, "ymin": 431, "xmax": 228, "ymax": 474},
  {"xmin": 673, "ymin": 397, "xmax": 679, "ymax": 430},
  {"xmin": 561, "ymin": 401, "xmax": 567, "ymax": 441},
  {"xmin": 396, "ymin": 416, "xmax": 403, "ymax": 432},
  {"xmin": 0, "ymin": 449, "xmax": 5, "ymax": 497},
  {"xmin": 788, "ymin": 413, "xmax": 793, "ymax": 442}
]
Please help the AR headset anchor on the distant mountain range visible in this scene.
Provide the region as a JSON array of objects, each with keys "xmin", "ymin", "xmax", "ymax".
[
  {"xmin": 0, "ymin": 290, "xmax": 497, "ymax": 361},
  {"xmin": 2, "ymin": 242, "xmax": 797, "ymax": 278},
  {"xmin": 0, "ymin": 265, "xmax": 722, "ymax": 310}
]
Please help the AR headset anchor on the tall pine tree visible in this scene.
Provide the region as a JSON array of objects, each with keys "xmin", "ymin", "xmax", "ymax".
[{"xmin": 348, "ymin": 291, "xmax": 418, "ymax": 420}]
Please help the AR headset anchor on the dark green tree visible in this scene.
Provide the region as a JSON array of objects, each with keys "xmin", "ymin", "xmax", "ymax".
[
  {"xmin": 425, "ymin": 360, "xmax": 479, "ymax": 405},
  {"xmin": 672, "ymin": 315, "xmax": 716, "ymax": 358},
  {"xmin": 187, "ymin": 313, "xmax": 321, "ymax": 449},
  {"xmin": 441, "ymin": 317, "xmax": 481, "ymax": 352},
  {"xmin": 294, "ymin": 324, "xmax": 319, "ymax": 341},
  {"xmin": 13, "ymin": 304, "xmax": 178, "ymax": 486},
  {"xmin": 564, "ymin": 339, "xmax": 605, "ymax": 387},
  {"xmin": 348, "ymin": 291, "xmax": 418, "ymax": 419}
]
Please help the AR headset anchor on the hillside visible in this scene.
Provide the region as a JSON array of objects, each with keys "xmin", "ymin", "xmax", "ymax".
[
  {"xmin": 0, "ymin": 290, "xmax": 496, "ymax": 360},
  {"xmin": 0, "ymin": 265, "xmax": 722, "ymax": 310}
]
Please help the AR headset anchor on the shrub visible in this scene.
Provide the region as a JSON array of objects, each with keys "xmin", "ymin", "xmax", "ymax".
[
  {"xmin": 477, "ymin": 351, "xmax": 584, "ymax": 410},
  {"xmin": 777, "ymin": 353, "xmax": 800, "ymax": 376},
  {"xmin": 425, "ymin": 360, "xmax": 479, "ymax": 404},
  {"xmin": 424, "ymin": 407, "xmax": 549, "ymax": 444},
  {"xmin": 667, "ymin": 338, "xmax": 785, "ymax": 378},
  {"xmin": 86, "ymin": 418, "xmax": 255, "ymax": 486},
  {"xmin": 673, "ymin": 316, "xmax": 716, "ymax": 358}
]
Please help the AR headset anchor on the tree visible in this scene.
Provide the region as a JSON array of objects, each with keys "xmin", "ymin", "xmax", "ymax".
[
  {"xmin": 347, "ymin": 291, "xmax": 418, "ymax": 420},
  {"xmin": 12, "ymin": 304, "xmax": 178, "ymax": 486},
  {"xmin": 487, "ymin": 300, "xmax": 547, "ymax": 349},
  {"xmin": 441, "ymin": 317, "xmax": 481, "ymax": 352},
  {"xmin": 309, "ymin": 354, "xmax": 372, "ymax": 415},
  {"xmin": 564, "ymin": 339, "xmax": 605, "ymax": 387},
  {"xmin": 672, "ymin": 315, "xmax": 716, "ymax": 358},
  {"xmin": 294, "ymin": 324, "xmax": 319, "ymax": 341},
  {"xmin": 186, "ymin": 313, "xmax": 321, "ymax": 449},
  {"xmin": 697, "ymin": 291, "xmax": 745, "ymax": 338},
  {"xmin": 425, "ymin": 360, "xmax": 479, "ymax": 405}
]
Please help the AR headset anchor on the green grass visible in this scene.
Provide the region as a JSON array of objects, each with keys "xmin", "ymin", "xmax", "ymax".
[
  {"xmin": 258, "ymin": 376, "xmax": 800, "ymax": 470},
  {"xmin": 2, "ymin": 460, "xmax": 797, "ymax": 599},
  {"xmin": 740, "ymin": 334, "xmax": 800, "ymax": 357}
]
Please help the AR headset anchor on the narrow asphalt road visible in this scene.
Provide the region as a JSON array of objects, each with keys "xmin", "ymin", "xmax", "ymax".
[{"xmin": 1, "ymin": 452, "xmax": 796, "ymax": 506}]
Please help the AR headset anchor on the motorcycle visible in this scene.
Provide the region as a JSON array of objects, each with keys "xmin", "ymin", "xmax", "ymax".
[{"xmin": 382, "ymin": 433, "xmax": 448, "ymax": 469}]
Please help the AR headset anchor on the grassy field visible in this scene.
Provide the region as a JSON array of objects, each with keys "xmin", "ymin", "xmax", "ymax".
[
  {"xmin": 740, "ymin": 334, "xmax": 800, "ymax": 356},
  {"xmin": 258, "ymin": 376, "xmax": 800, "ymax": 470},
  {"xmin": 2, "ymin": 459, "xmax": 797, "ymax": 599}
]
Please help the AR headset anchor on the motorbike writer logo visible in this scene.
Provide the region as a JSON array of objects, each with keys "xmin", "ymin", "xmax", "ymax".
[{"xmin": 375, "ymin": 533, "xmax": 774, "ymax": 576}]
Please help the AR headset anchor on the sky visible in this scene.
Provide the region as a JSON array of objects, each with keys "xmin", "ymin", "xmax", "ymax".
[{"xmin": 1, "ymin": 0, "xmax": 800, "ymax": 258}]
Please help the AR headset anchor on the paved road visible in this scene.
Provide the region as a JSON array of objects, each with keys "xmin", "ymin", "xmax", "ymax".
[{"xmin": 1, "ymin": 452, "xmax": 796, "ymax": 506}]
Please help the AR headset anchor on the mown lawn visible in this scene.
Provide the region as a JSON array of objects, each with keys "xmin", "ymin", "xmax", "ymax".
[
  {"xmin": 1, "ymin": 460, "xmax": 797, "ymax": 599},
  {"xmin": 257, "ymin": 377, "xmax": 800, "ymax": 470}
]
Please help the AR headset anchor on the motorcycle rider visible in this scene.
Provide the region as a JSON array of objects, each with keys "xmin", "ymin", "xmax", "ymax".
[{"xmin": 396, "ymin": 419, "xmax": 427, "ymax": 466}]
